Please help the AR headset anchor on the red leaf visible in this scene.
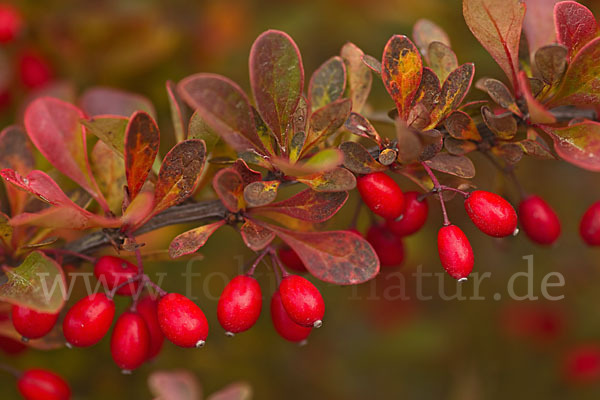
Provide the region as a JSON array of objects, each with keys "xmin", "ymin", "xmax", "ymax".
[
  {"xmin": 231, "ymin": 159, "xmax": 262, "ymax": 186},
  {"xmin": 125, "ymin": 111, "xmax": 160, "ymax": 200},
  {"xmin": 539, "ymin": 122, "xmax": 600, "ymax": 171},
  {"xmin": 382, "ymin": 35, "xmax": 423, "ymax": 120},
  {"xmin": 517, "ymin": 71, "xmax": 556, "ymax": 124},
  {"xmin": 168, "ymin": 220, "xmax": 225, "ymax": 258},
  {"xmin": 554, "ymin": 1, "xmax": 599, "ymax": 58},
  {"xmin": 166, "ymin": 80, "xmax": 187, "ymax": 143},
  {"xmin": 79, "ymin": 87, "xmax": 156, "ymax": 119},
  {"xmin": 240, "ymin": 218, "xmax": 275, "ymax": 251},
  {"xmin": 249, "ymin": 30, "xmax": 304, "ymax": 145},
  {"xmin": 463, "ymin": 0, "xmax": 525, "ymax": 86},
  {"xmin": 212, "ymin": 167, "xmax": 244, "ymax": 212},
  {"xmin": 178, "ymin": 73, "xmax": 267, "ymax": 155},
  {"xmin": 24, "ymin": 97, "xmax": 97, "ymax": 198},
  {"xmin": 153, "ymin": 139, "xmax": 207, "ymax": 215},
  {"xmin": 257, "ymin": 222, "xmax": 379, "ymax": 285},
  {"xmin": 0, "ymin": 126, "xmax": 34, "ymax": 215},
  {"xmin": 523, "ymin": 0, "xmax": 560, "ymax": 54},
  {"xmin": 250, "ymin": 189, "xmax": 348, "ymax": 223}
]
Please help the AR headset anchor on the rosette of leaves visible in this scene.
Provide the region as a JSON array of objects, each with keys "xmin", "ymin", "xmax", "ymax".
[
  {"xmin": 463, "ymin": 0, "xmax": 600, "ymax": 172},
  {"xmin": 177, "ymin": 30, "xmax": 358, "ymax": 193},
  {"xmin": 168, "ymin": 159, "xmax": 379, "ymax": 285},
  {"xmin": 341, "ymin": 25, "xmax": 476, "ymax": 194}
]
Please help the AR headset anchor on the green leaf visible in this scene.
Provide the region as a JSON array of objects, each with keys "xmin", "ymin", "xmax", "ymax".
[
  {"xmin": 91, "ymin": 140, "xmax": 125, "ymax": 215},
  {"xmin": 81, "ymin": 115, "xmax": 129, "ymax": 156},
  {"xmin": 296, "ymin": 167, "xmax": 357, "ymax": 192},
  {"xmin": 0, "ymin": 251, "xmax": 66, "ymax": 313},
  {"xmin": 188, "ymin": 111, "xmax": 219, "ymax": 153},
  {"xmin": 309, "ymin": 56, "xmax": 346, "ymax": 111}
]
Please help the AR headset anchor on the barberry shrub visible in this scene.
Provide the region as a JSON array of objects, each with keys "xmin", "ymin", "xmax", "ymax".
[{"xmin": 0, "ymin": 0, "xmax": 600, "ymax": 396}]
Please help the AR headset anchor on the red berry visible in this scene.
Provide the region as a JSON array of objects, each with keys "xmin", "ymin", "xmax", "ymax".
[
  {"xmin": 94, "ymin": 256, "xmax": 140, "ymax": 296},
  {"xmin": 0, "ymin": 4, "xmax": 22, "ymax": 43},
  {"xmin": 157, "ymin": 293, "xmax": 208, "ymax": 348},
  {"xmin": 518, "ymin": 195, "xmax": 561, "ymax": 245},
  {"xmin": 62, "ymin": 293, "xmax": 115, "ymax": 347},
  {"xmin": 11, "ymin": 305, "xmax": 59, "ymax": 340},
  {"xmin": 385, "ymin": 191, "xmax": 428, "ymax": 236},
  {"xmin": 357, "ymin": 172, "xmax": 405, "ymax": 219},
  {"xmin": 580, "ymin": 201, "xmax": 600, "ymax": 246},
  {"xmin": 366, "ymin": 224, "xmax": 405, "ymax": 267},
  {"xmin": 217, "ymin": 275, "xmax": 262, "ymax": 335},
  {"xmin": 279, "ymin": 275, "xmax": 324, "ymax": 328},
  {"xmin": 136, "ymin": 295, "xmax": 164, "ymax": 360},
  {"xmin": 270, "ymin": 290, "xmax": 311, "ymax": 342},
  {"xmin": 437, "ymin": 225, "xmax": 474, "ymax": 280},
  {"xmin": 563, "ymin": 344, "xmax": 600, "ymax": 384},
  {"xmin": 18, "ymin": 50, "xmax": 53, "ymax": 89},
  {"xmin": 17, "ymin": 368, "xmax": 71, "ymax": 400},
  {"xmin": 110, "ymin": 312, "xmax": 150, "ymax": 372},
  {"xmin": 278, "ymin": 246, "xmax": 306, "ymax": 272},
  {"xmin": 464, "ymin": 190, "xmax": 517, "ymax": 237}
]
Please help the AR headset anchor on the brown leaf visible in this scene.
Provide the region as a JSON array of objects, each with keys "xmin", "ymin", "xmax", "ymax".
[
  {"xmin": 475, "ymin": 78, "xmax": 521, "ymax": 115},
  {"xmin": 124, "ymin": 111, "xmax": 160, "ymax": 200},
  {"xmin": 444, "ymin": 111, "xmax": 482, "ymax": 141},
  {"xmin": 481, "ymin": 106, "xmax": 517, "ymax": 140},
  {"xmin": 424, "ymin": 153, "xmax": 476, "ymax": 178},
  {"xmin": 339, "ymin": 141, "xmax": 385, "ymax": 174},
  {"xmin": 340, "ymin": 42, "xmax": 372, "ymax": 112},
  {"xmin": 169, "ymin": 220, "xmax": 225, "ymax": 258},
  {"xmin": 297, "ymin": 167, "xmax": 356, "ymax": 192},
  {"xmin": 534, "ymin": 44, "xmax": 568, "ymax": 85},
  {"xmin": 240, "ymin": 218, "xmax": 275, "ymax": 251},
  {"xmin": 243, "ymin": 180, "xmax": 280, "ymax": 208},
  {"xmin": 251, "ymin": 189, "xmax": 348, "ymax": 223}
]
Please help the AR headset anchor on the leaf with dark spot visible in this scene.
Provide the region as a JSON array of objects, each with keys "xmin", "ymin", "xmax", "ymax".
[
  {"xmin": 240, "ymin": 218, "xmax": 275, "ymax": 251},
  {"xmin": 309, "ymin": 56, "xmax": 346, "ymax": 111},
  {"xmin": 297, "ymin": 167, "xmax": 356, "ymax": 192},
  {"xmin": 424, "ymin": 153, "xmax": 476, "ymax": 178},
  {"xmin": 169, "ymin": 220, "xmax": 225, "ymax": 258},
  {"xmin": 382, "ymin": 35, "xmax": 423, "ymax": 120},
  {"xmin": 153, "ymin": 139, "xmax": 206, "ymax": 215},
  {"xmin": 243, "ymin": 180, "xmax": 280, "ymax": 208},
  {"xmin": 125, "ymin": 111, "xmax": 160, "ymax": 200},
  {"xmin": 444, "ymin": 111, "xmax": 482, "ymax": 141},
  {"xmin": 339, "ymin": 141, "xmax": 386, "ymax": 174},
  {"xmin": 481, "ymin": 106, "xmax": 517, "ymax": 139}
]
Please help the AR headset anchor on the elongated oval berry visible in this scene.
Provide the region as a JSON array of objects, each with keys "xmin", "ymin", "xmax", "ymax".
[
  {"xmin": 157, "ymin": 293, "xmax": 208, "ymax": 348},
  {"xmin": 277, "ymin": 246, "xmax": 307, "ymax": 272},
  {"xmin": 217, "ymin": 275, "xmax": 262, "ymax": 335},
  {"xmin": 519, "ymin": 195, "xmax": 561, "ymax": 245},
  {"xmin": 19, "ymin": 50, "xmax": 53, "ymax": 89},
  {"xmin": 17, "ymin": 368, "xmax": 71, "ymax": 400},
  {"xmin": 366, "ymin": 224, "xmax": 405, "ymax": 267},
  {"xmin": 563, "ymin": 344, "xmax": 600, "ymax": 384},
  {"xmin": 437, "ymin": 225, "xmax": 474, "ymax": 280},
  {"xmin": 0, "ymin": 4, "xmax": 22, "ymax": 43},
  {"xmin": 136, "ymin": 295, "xmax": 164, "ymax": 360},
  {"xmin": 580, "ymin": 201, "xmax": 600, "ymax": 246},
  {"xmin": 279, "ymin": 275, "xmax": 324, "ymax": 328},
  {"xmin": 464, "ymin": 190, "xmax": 517, "ymax": 237},
  {"xmin": 271, "ymin": 290, "xmax": 311, "ymax": 342},
  {"xmin": 385, "ymin": 191, "xmax": 428, "ymax": 236},
  {"xmin": 63, "ymin": 293, "xmax": 115, "ymax": 347},
  {"xmin": 357, "ymin": 172, "xmax": 405, "ymax": 219},
  {"xmin": 11, "ymin": 305, "xmax": 59, "ymax": 340},
  {"xmin": 110, "ymin": 312, "xmax": 150, "ymax": 372},
  {"xmin": 94, "ymin": 255, "xmax": 140, "ymax": 296}
]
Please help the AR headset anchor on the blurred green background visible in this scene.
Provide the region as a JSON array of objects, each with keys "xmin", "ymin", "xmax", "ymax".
[{"xmin": 2, "ymin": 0, "xmax": 600, "ymax": 399}]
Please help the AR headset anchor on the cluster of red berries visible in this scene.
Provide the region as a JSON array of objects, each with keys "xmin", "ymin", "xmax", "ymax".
[
  {"xmin": 217, "ymin": 272, "xmax": 324, "ymax": 343},
  {"xmin": 0, "ymin": 3, "xmax": 54, "ymax": 111}
]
